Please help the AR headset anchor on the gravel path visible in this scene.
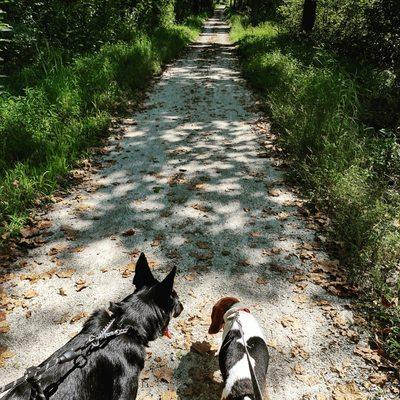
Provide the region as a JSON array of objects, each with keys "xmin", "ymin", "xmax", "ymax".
[{"xmin": 1, "ymin": 9, "xmax": 395, "ymax": 400}]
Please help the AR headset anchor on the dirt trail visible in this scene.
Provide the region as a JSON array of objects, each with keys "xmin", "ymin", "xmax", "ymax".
[{"xmin": 1, "ymin": 9, "xmax": 395, "ymax": 400}]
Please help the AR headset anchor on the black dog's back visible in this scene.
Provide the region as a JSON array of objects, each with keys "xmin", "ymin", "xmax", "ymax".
[
  {"xmin": 3, "ymin": 309, "xmax": 145, "ymax": 400},
  {"xmin": 2, "ymin": 253, "xmax": 183, "ymax": 400}
]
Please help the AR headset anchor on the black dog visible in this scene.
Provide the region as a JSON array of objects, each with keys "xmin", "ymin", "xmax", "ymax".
[{"xmin": 2, "ymin": 253, "xmax": 183, "ymax": 400}]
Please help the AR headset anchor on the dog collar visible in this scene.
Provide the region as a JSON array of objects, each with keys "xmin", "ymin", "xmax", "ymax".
[{"xmin": 224, "ymin": 303, "xmax": 251, "ymax": 321}]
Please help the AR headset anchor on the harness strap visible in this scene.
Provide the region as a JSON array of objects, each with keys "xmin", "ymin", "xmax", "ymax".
[
  {"xmin": 235, "ymin": 315, "xmax": 264, "ymax": 400},
  {"xmin": 0, "ymin": 318, "xmax": 131, "ymax": 397}
]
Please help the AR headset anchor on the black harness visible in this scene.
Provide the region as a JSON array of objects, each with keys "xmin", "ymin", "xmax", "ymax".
[{"xmin": 0, "ymin": 319, "xmax": 131, "ymax": 399}]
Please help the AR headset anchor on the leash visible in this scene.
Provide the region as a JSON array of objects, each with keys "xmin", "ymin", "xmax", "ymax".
[
  {"xmin": 235, "ymin": 314, "xmax": 264, "ymax": 400},
  {"xmin": 0, "ymin": 319, "xmax": 131, "ymax": 399}
]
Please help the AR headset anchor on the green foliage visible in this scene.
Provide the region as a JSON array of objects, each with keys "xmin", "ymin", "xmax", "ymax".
[
  {"xmin": 134, "ymin": 0, "xmax": 175, "ymax": 29},
  {"xmin": 0, "ymin": 18, "xmax": 204, "ymax": 235},
  {"xmin": 231, "ymin": 15, "xmax": 400, "ymax": 361},
  {"xmin": 3, "ymin": 0, "xmax": 211, "ymax": 75},
  {"xmin": 279, "ymin": 0, "xmax": 400, "ymax": 70},
  {"xmin": 175, "ymin": 0, "xmax": 215, "ymax": 22}
]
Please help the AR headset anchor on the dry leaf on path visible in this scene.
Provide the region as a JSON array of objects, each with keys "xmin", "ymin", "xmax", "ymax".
[
  {"xmin": 332, "ymin": 382, "xmax": 367, "ymax": 400},
  {"xmin": 72, "ymin": 246, "xmax": 85, "ymax": 253},
  {"xmin": 256, "ymin": 277, "xmax": 268, "ymax": 285},
  {"xmin": 122, "ymin": 229, "xmax": 136, "ymax": 237},
  {"xmin": 296, "ymin": 374, "xmax": 318, "ymax": 386},
  {"xmin": 56, "ymin": 268, "xmax": 76, "ymax": 279},
  {"xmin": 0, "ymin": 320, "xmax": 10, "ymax": 334},
  {"xmin": 70, "ymin": 312, "xmax": 88, "ymax": 324},
  {"xmin": 268, "ymin": 188, "xmax": 280, "ymax": 197},
  {"xmin": 48, "ymin": 243, "xmax": 69, "ymax": 256},
  {"xmin": 160, "ymin": 390, "xmax": 177, "ymax": 400},
  {"xmin": 0, "ymin": 345, "xmax": 14, "ymax": 367},
  {"xmin": 250, "ymin": 231, "xmax": 262, "ymax": 238},
  {"xmin": 368, "ymin": 373, "xmax": 387, "ymax": 386},
  {"xmin": 121, "ymin": 263, "xmax": 136, "ymax": 278},
  {"xmin": 75, "ymin": 279, "xmax": 88, "ymax": 292},
  {"xmin": 196, "ymin": 241, "xmax": 210, "ymax": 249},
  {"xmin": 291, "ymin": 345, "xmax": 310, "ymax": 360},
  {"xmin": 280, "ymin": 315, "xmax": 300, "ymax": 329},
  {"xmin": 61, "ymin": 225, "xmax": 78, "ymax": 240},
  {"xmin": 191, "ymin": 341, "xmax": 216, "ymax": 355},
  {"xmin": 23, "ymin": 289, "xmax": 38, "ymax": 299},
  {"xmin": 354, "ymin": 345, "xmax": 381, "ymax": 364},
  {"xmin": 153, "ymin": 366, "xmax": 174, "ymax": 383},
  {"xmin": 37, "ymin": 220, "xmax": 53, "ymax": 230}
]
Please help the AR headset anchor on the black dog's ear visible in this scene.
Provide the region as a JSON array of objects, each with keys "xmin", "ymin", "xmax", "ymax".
[
  {"xmin": 133, "ymin": 253, "xmax": 156, "ymax": 289},
  {"xmin": 154, "ymin": 266, "xmax": 176, "ymax": 298}
]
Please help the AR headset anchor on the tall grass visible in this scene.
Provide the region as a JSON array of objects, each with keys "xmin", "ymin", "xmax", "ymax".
[
  {"xmin": 230, "ymin": 15, "xmax": 400, "ymax": 361},
  {"xmin": 0, "ymin": 17, "xmax": 205, "ymax": 235}
]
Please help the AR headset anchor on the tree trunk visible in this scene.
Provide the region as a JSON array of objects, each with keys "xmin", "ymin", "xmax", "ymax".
[{"xmin": 301, "ymin": 0, "xmax": 317, "ymax": 33}]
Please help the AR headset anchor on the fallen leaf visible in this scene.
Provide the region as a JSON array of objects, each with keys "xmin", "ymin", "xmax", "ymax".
[
  {"xmin": 332, "ymin": 382, "xmax": 367, "ymax": 400},
  {"xmin": 122, "ymin": 228, "xmax": 136, "ymax": 237},
  {"xmin": 56, "ymin": 268, "xmax": 76, "ymax": 279},
  {"xmin": 184, "ymin": 273, "xmax": 196, "ymax": 281},
  {"xmin": 0, "ymin": 345, "xmax": 14, "ymax": 367},
  {"xmin": 277, "ymin": 212, "xmax": 289, "ymax": 221},
  {"xmin": 256, "ymin": 277, "xmax": 268, "ymax": 285},
  {"xmin": 294, "ymin": 363, "xmax": 305, "ymax": 375},
  {"xmin": 121, "ymin": 263, "xmax": 136, "ymax": 278},
  {"xmin": 70, "ymin": 312, "xmax": 88, "ymax": 324},
  {"xmin": 296, "ymin": 374, "xmax": 318, "ymax": 386},
  {"xmin": 191, "ymin": 203, "xmax": 209, "ymax": 212},
  {"xmin": 250, "ymin": 231, "xmax": 262, "ymax": 238},
  {"xmin": 191, "ymin": 341, "xmax": 215, "ymax": 355},
  {"xmin": 21, "ymin": 226, "xmax": 41, "ymax": 239},
  {"xmin": 71, "ymin": 246, "xmax": 85, "ymax": 253},
  {"xmin": 368, "ymin": 373, "xmax": 387, "ymax": 386},
  {"xmin": 153, "ymin": 366, "xmax": 174, "ymax": 383},
  {"xmin": 151, "ymin": 234, "xmax": 164, "ymax": 247},
  {"xmin": 268, "ymin": 188, "xmax": 280, "ymax": 197},
  {"xmin": 291, "ymin": 345, "xmax": 310, "ymax": 360},
  {"xmin": 281, "ymin": 315, "xmax": 300, "ymax": 330},
  {"xmin": 23, "ymin": 289, "xmax": 38, "ymax": 299},
  {"xmin": 48, "ymin": 243, "xmax": 69, "ymax": 256},
  {"xmin": 160, "ymin": 390, "xmax": 177, "ymax": 400},
  {"xmin": 0, "ymin": 320, "xmax": 10, "ymax": 333},
  {"xmin": 61, "ymin": 225, "xmax": 78, "ymax": 240},
  {"xmin": 37, "ymin": 220, "xmax": 53, "ymax": 230},
  {"xmin": 196, "ymin": 241, "xmax": 209, "ymax": 249},
  {"xmin": 75, "ymin": 279, "xmax": 88, "ymax": 292},
  {"xmin": 354, "ymin": 345, "xmax": 381, "ymax": 365}
]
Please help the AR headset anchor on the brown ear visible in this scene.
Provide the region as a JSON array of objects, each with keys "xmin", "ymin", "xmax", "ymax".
[{"xmin": 208, "ymin": 297, "xmax": 240, "ymax": 334}]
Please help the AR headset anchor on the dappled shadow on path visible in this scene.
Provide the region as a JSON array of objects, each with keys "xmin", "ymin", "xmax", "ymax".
[{"xmin": 1, "ymin": 9, "xmax": 368, "ymax": 400}]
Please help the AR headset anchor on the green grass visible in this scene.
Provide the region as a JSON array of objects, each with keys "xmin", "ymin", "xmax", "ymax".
[
  {"xmin": 230, "ymin": 15, "xmax": 400, "ymax": 362},
  {"xmin": 0, "ymin": 17, "xmax": 205, "ymax": 236}
]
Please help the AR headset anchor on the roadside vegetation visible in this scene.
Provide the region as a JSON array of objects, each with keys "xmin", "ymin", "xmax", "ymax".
[
  {"xmin": 228, "ymin": 0, "xmax": 400, "ymax": 362},
  {"xmin": 0, "ymin": 0, "xmax": 213, "ymax": 236}
]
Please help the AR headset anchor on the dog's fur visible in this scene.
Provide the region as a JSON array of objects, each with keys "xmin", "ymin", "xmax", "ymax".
[
  {"xmin": 209, "ymin": 297, "xmax": 269, "ymax": 400},
  {"xmin": 2, "ymin": 253, "xmax": 183, "ymax": 400}
]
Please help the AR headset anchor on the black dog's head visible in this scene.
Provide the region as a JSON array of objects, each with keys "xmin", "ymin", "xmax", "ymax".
[{"xmin": 110, "ymin": 253, "xmax": 183, "ymax": 342}]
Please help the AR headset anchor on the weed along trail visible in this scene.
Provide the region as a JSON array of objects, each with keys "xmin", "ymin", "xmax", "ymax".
[{"xmin": 0, "ymin": 9, "xmax": 395, "ymax": 400}]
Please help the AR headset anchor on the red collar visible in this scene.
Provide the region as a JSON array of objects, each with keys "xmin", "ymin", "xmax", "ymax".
[{"xmin": 237, "ymin": 307, "xmax": 251, "ymax": 314}]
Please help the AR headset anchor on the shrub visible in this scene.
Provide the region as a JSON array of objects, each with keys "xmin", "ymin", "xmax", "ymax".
[{"xmin": 231, "ymin": 15, "xmax": 400, "ymax": 361}]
